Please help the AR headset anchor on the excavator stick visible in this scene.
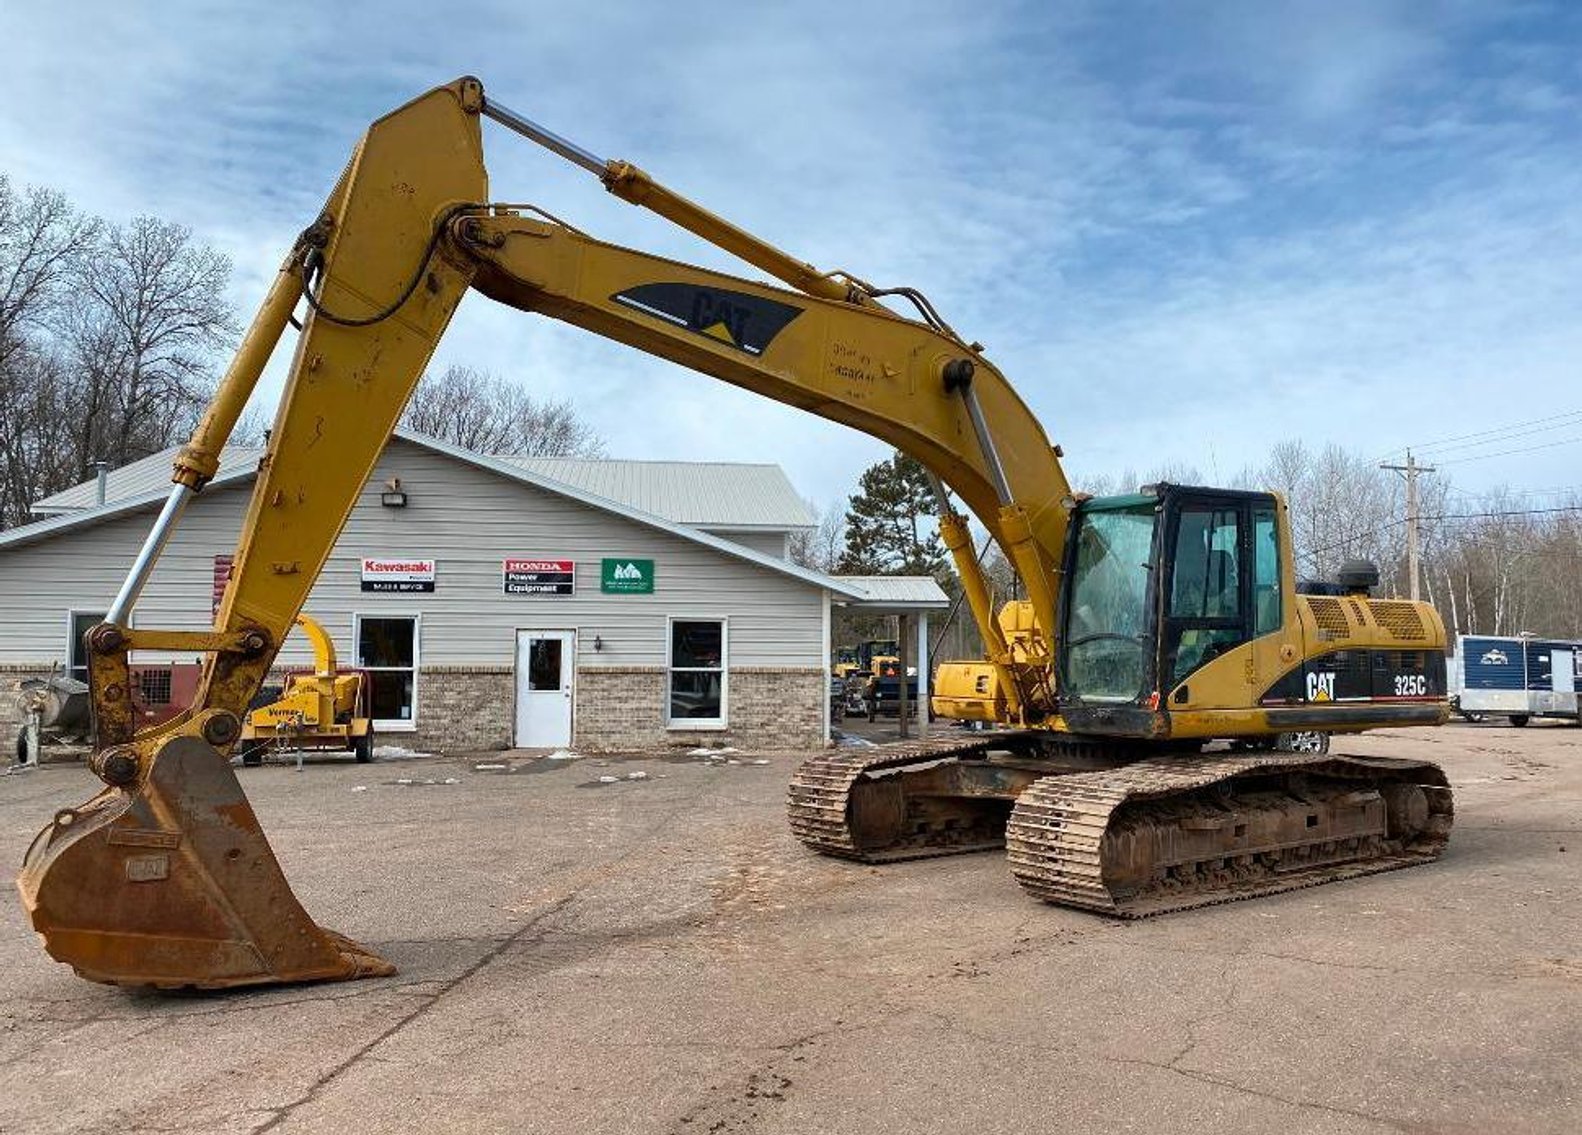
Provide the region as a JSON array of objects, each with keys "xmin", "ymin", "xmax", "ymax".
[{"xmin": 15, "ymin": 78, "xmax": 488, "ymax": 989}]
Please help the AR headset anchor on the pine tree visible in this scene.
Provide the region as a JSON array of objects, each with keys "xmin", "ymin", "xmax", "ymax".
[{"xmin": 837, "ymin": 451, "xmax": 949, "ymax": 577}]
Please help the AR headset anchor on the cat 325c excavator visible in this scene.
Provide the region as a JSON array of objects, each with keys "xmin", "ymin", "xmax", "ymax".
[{"xmin": 17, "ymin": 78, "xmax": 1454, "ymax": 990}]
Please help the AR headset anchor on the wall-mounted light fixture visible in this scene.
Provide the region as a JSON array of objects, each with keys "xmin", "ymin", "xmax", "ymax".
[
  {"xmin": 593, "ymin": 634, "xmax": 604, "ymax": 652},
  {"xmin": 380, "ymin": 477, "xmax": 408, "ymax": 508}
]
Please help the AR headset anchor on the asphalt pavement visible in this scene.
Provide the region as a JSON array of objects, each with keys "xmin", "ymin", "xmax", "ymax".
[{"xmin": 0, "ymin": 721, "xmax": 1577, "ymax": 1135}]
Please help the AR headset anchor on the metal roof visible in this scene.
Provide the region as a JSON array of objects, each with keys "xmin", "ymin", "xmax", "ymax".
[
  {"xmin": 493, "ymin": 457, "xmax": 814, "ymax": 530},
  {"xmin": 31, "ymin": 445, "xmax": 264, "ymax": 515},
  {"xmin": 832, "ymin": 575, "xmax": 951, "ymax": 609},
  {"xmin": 34, "ymin": 439, "xmax": 815, "ymax": 531},
  {"xmin": 4, "ymin": 432, "xmax": 866, "ymax": 600}
]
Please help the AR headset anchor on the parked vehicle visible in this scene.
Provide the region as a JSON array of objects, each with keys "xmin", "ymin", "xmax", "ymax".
[{"xmin": 1450, "ymin": 634, "xmax": 1581, "ymax": 725}]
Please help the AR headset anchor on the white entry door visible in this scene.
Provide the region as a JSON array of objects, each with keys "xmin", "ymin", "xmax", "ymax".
[{"xmin": 515, "ymin": 630, "xmax": 575, "ymax": 748}]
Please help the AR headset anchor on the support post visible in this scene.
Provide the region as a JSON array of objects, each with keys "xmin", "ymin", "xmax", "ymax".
[
  {"xmin": 1380, "ymin": 450, "xmax": 1436, "ymax": 601},
  {"xmin": 917, "ymin": 611, "xmax": 930, "ymax": 739},
  {"xmin": 897, "ymin": 614, "xmax": 911, "ymax": 740}
]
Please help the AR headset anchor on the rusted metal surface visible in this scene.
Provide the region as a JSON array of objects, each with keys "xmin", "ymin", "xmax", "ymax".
[
  {"xmin": 1005, "ymin": 751, "xmax": 1453, "ymax": 916},
  {"xmin": 786, "ymin": 733, "xmax": 1044, "ymax": 861},
  {"xmin": 16, "ymin": 735, "xmax": 392, "ymax": 989}
]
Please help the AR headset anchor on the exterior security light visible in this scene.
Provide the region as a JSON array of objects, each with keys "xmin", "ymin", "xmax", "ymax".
[{"xmin": 380, "ymin": 478, "xmax": 408, "ymax": 508}]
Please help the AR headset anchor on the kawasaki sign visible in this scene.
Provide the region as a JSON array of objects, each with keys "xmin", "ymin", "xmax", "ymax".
[{"xmin": 600, "ymin": 558, "xmax": 654, "ymax": 594}]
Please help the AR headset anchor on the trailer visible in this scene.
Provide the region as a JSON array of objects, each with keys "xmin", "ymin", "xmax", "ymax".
[{"xmin": 1451, "ymin": 634, "xmax": 1581, "ymax": 725}]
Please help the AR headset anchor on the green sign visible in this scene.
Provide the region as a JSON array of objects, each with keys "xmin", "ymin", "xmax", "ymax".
[{"xmin": 601, "ymin": 558, "xmax": 654, "ymax": 594}]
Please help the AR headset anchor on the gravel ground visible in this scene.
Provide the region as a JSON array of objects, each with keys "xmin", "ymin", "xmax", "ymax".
[{"xmin": 0, "ymin": 720, "xmax": 1577, "ymax": 1135}]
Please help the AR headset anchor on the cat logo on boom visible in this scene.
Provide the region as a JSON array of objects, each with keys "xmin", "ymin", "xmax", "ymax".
[{"xmin": 611, "ymin": 282, "xmax": 802, "ymax": 356}]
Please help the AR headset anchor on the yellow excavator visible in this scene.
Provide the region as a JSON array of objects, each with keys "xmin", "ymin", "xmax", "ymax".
[{"xmin": 16, "ymin": 77, "xmax": 1453, "ymax": 989}]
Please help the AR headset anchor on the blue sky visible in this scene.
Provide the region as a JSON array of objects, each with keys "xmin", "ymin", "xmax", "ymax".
[{"xmin": 3, "ymin": 1, "xmax": 1580, "ymax": 510}]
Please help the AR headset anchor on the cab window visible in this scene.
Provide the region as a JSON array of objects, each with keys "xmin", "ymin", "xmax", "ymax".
[
  {"xmin": 1168, "ymin": 507, "xmax": 1244, "ymax": 685},
  {"xmin": 1252, "ymin": 506, "xmax": 1281, "ymax": 636}
]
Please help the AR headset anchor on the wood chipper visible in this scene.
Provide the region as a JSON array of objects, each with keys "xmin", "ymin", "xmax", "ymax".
[{"xmin": 237, "ymin": 614, "xmax": 373, "ymax": 766}]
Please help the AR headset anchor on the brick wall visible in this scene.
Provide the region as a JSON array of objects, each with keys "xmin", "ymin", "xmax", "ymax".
[
  {"xmin": 410, "ymin": 666, "xmax": 514, "ymax": 753},
  {"xmin": 573, "ymin": 665, "xmax": 827, "ymax": 751},
  {"xmin": 2, "ymin": 662, "xmax": 830, "ymax": 758}
]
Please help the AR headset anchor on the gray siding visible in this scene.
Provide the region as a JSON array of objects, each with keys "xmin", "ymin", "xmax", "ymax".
[
  {"xmin": 703, "ymin": 529, "xmax": 790, "ymax": 560},
  {"xmin": 0, "ymin": 440, "xmax": 827, "ymax": 679}
]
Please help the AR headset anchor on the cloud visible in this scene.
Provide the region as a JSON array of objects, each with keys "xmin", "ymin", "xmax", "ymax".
[{"xmin": 2, "ymin": 0, "xmax": 1579, "ymax": 511}]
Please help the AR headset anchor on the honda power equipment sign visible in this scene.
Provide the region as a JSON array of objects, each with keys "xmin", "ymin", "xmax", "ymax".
[
  {"xmin": 360, "ymin": 557, "xmax": 436, "ymax": 593},
  {"xmin": 503, "ymin": 558, "xmax": 574, "ymax": 596},
  {"xmin": 600, "ymin": 558, "xmax": 655, "ymax": 594}
]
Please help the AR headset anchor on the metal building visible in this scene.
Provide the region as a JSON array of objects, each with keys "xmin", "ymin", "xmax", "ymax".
[{"xmin": 0, "ymin": 431, "xmax": 945, "ymax": 753}]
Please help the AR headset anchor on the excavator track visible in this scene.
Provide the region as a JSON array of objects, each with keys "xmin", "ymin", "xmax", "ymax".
[
  {"xmin": 1006, "ymin": 751, "xmax": 1453, "ymax": 917},
  {"xmin": 786, "ymin": 733, "xmax": 1040, "ymax": 861}
]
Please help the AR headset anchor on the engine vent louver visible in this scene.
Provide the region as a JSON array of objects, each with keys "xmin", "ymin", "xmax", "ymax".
[
  {"xmin": 1308, "ymin": 597, "xmax": 1351, "ymax": 636},
  {"xmin": 1370, "ymin": 600, "xmax": 1427, "ymax": 641}
]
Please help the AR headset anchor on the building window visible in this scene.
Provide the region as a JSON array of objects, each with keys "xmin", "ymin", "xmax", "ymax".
[
  {"xmin": 355, "ymin": 615, "xmax": 419, "ymax": 729},
  {"xmin": 668, "ymin": 618, "xmax": 726, "ymax": 726},
  {"xmin": 67, "ymin": 611, "xmax": 105, "ymax": 683}
]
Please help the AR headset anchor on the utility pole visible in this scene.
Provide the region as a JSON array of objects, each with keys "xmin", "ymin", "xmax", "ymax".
[{"xmin": 1380, "ymin": 450, "xmax": 1435, "ymax": 601}]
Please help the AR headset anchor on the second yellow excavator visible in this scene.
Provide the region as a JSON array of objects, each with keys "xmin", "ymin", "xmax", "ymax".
[{"xmin": 17, "ymin": 77, "xmax": 1452, "ymax": 989}]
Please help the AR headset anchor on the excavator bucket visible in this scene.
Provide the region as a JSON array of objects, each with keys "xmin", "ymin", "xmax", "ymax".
[{"xmin": 17, "ymin": 735, "xmax": 391, "ymax": 989}]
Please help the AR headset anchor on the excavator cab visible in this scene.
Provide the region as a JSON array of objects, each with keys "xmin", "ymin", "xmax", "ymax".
[{"xmin": 1058, "ymin": 485, "xmax": 1287, "ymax": 734}]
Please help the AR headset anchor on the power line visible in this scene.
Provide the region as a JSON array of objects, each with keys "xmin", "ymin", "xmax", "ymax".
[
  {"xmin": 1428, "ymin": 506, "xmax": 1582, "ymax": 520},
  {"xmin": 1300, "ymin": 504, "xmax": 1582, "ymax": 563},
  {"xmin": 1434, "ymin": 434, "xmax": 1582, "ymax": 466},
  {"xmin": 1377, "ymin": 407, "xmax": 1582, "ymax": 463},
  {"xmin": 1411, "ymin": 409, "xmax": 1582, "ymax": 453},
  {"xmin": 1446, "ymin": 484, "xmax": 1582, "ymax": 499},
  {"xmin": 1415, "ymin": 417, "xmax": 1582, "ymax": 457}
]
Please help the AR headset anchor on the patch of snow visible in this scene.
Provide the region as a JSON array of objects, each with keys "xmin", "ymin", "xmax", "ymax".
[
  {"xmin": 626, "ymin": 771, "xmax": 649, "ymax": 781},
  {"xmin": 350, "ymin": 785, "xmax": 368, "ymax": 793},
  {"xmin": 597, "ymin": 775, "xmax": 619, "ymax": 784},
  {"xmin": 545, "ymin": 750, "xmax": 583, "ymax": 761},
  {"xmin": 372, "ymin": 744, "xmax": 434, "ymax": 761}
]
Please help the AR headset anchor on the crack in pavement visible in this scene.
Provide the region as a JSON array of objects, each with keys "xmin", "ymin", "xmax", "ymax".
[
  {"xmin": 245, "ymin": 797, "xmax": 699, "ymax": 1134},
  {"xmin": 9, "ymin": 981, "xmax": 446, "ymax": 1028},
  {"xmin": 1105, "ymin": 937, "xmax": 1576, "ymax": 984},
  {"xmin": 934, "ymin": 1010, "xmax": 1413, "ymax": 1133},
  {"xmin": 246, "ymin": 893, "xmax": 578, "ymax": 1135}
]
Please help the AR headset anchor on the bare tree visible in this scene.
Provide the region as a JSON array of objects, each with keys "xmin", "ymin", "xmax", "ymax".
[
  {"xmin": 787, "ymin": 498, "xmax": 845, "ymax": 572},
  {"xmin": 0, "ymin": 178, "xmax": 101, "ymax": 526},
  {"xmin": 0, "ymin": 177, "xmax": 99, "ymax": 368},
  {"xmin": 68, "ymin": 215, "xmax": 236, "ymax": 468},
  {"xmin": 402, "ymin": 365, "xmax": 605, "ymax": 456}
]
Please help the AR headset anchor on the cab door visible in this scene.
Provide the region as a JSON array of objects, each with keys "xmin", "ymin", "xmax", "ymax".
[
  {"xmin": 1161, "ymin": 500, "xmax": 1250, "ymax": 705},
  {"xmin": 1160, "ymin": 492, "xmax": 1296, "ymax": 708}
]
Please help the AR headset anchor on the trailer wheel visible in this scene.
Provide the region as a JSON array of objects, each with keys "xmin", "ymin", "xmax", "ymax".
[
  {"xmin": 353, "ymin": 730, "xmax": 375, "ymax": 763},
  {"xmin": 1458, "ymin": 710, "xmax": 1487, "ymax": 723},
  {"xmin": 1508, "ymin": 714, "xmax": 1530, "ymax": 728}
]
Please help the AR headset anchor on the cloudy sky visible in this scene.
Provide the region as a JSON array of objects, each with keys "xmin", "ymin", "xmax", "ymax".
[{"xmin": 3, "ymin": 1, "xmax": 1579, "ymax": 512}]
